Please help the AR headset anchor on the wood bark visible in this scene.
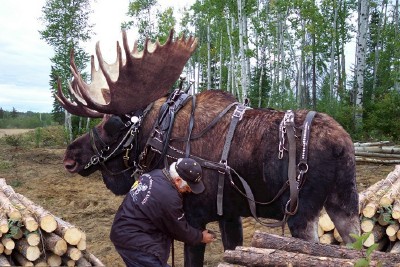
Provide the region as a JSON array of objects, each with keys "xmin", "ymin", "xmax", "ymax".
[
  {"xmin": 223, "ymin": 246, "xmax": 380, "ymax": 267},
  {"xmin": 356, "ymin": 157, "xmax": 400, "ymax": 164},
  {"xmin": 354, "ymin": 141, "xmax": 391, "ymax": 146},
  {"xmin": 12, "ymin": 250, "xmax": 33, "ymax": 266},
  {"xmin": 251, "ymin": 231, "xmax": 400, "ymax": 263},
  {"xmin": 390, "ymin": 241, "xmax": 400, "ymax": 253},
  {"xmin": 354, "ymin": 146, "xmax": 400, "ymax": 154},
  {"xmin": 0, "ymin": 212, "xmax": 8, "ymax": 234},
  {"xmin": 0, "ymin": 254, "xmax": 11, "ymax": 266},
  {"xmin": 61, "ymin": 255, "xmax": 75, "ymax": 267},
  {"xmin": 380, "ymin": 175, "xmax": 400, "ymax": 207},
  {"xmin": 0, "ymin": 191, "xmax": 21, "ymax": 221},
  {"xmin": 15, "ymin": 239, "xmax": 40, "ymax": 262},
  {"xmin": 83, "ymin": 251, "xmax": 105, "ymax": 266},
  {"xmin": 355, "ymin": 151, "xmax": 400, "ymax": 159},
  {"xmin": 42, "ymin": 232, "xmax": 67, "ymax": 256},
  {"xmin": 76, "ymin": 256, "xmax": 91, "ymax": 266}
]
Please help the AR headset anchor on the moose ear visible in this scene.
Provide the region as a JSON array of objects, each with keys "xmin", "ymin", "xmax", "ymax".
[{"xmin": 103, "ymin": 116, "xmax": 125, "ymax": 136}]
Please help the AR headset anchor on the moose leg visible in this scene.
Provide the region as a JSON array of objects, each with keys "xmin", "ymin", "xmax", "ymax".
[
  {"xmin": 324, "ymin": 169, "xmax": 360, "ymax": 244},
  {"xmin": 184, "ymin": 243, "xmax": 206, "ymax": 267},
  {"xmin": 287, "ymin": 213, "xmax": 320, "ymax": 242},
  {"xmin": 219, "ymin": 216, "xmax": 243, "ymax": 250}
]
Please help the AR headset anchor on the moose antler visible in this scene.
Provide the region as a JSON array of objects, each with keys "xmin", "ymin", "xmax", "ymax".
[
  {"xmin": 55, "ymin": 79, "xmax": 104, "ymax": 118},
  {"xmin": 67, "ymin": 29, "xmax": 198, "ymax": 115}
]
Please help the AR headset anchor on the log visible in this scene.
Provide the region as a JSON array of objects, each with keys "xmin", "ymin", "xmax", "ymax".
[
  {"xmin": 42, "ymin": 232, "xmax": 67, "ymax": 256},
  {"xmin": 319, "ymin": 232, "xmax": 335, "ymax": 244},
  {"xmin": 361, "ymin": 218, "xmax": 375, "ymax": 233},
  {"xmin": 83, "ymin": 251, "xmax": 105, "ymax": 266},
  {"xmin": 363, "ymin": 224, "xmax": 386, "ymax": 248},
  {"xmin": 15, "ymin": 239, "xmax": 41, "ymax": 261},
  {"xmin": 3, "ymin": 248, "xmax": 12, "ymax": 255},
  {"xmin": 0, "ymin": 243, "xmax": 4, "ymax": 254},
  {"xmin": 12, "ymin": 250, "xmax": 33, "ymax": 266},
  {"xmin": 354, "ymin": 146, "xmax": 400, "ymax": 154},
  {"xmin": 54, "ymin": 217, "xmax": 83, "ymax": 245},
  {"xmin": 0, "ymin": 254, "xmax": 11, "ymax": 266},
  {"xmin": 356, "ymin": 151, "xmax": 400, "ymax": 158},
  {"xmin": 392, "ymin": 199, "xmax": 400, "ymax": 219},
  {"xmin": 14, "ymin": 193, "xmax": 57, "ymax": 233},
  {"xmin": 77, "ymin": 232, "xmax": 87, "ymax": 251},
  {"xmin": 356, "ymin": 157, "xmax": 400, "ymax": 164},
  {"xmin": 223, "ymin": 246, "xmax": 380, "ymax": 267},
  {"xmin": 218, "ymin": 264, "xmax": 246, "ymax": 267},
  {"xmin": 354, "ymin": 141, "xmax": 391, "ymax": 147},
  {"xmin": 26, "ymin": 232, "xmax": 41, "ymax": 246},
  {"xmin": 46, "ymin": 253, "xmax": 62, "ymax": 266},
  {"xmin": 76, "ymin": 256, "xmax": 91, "ymax": 266},
  {"xmin": 0, "ymin": 211, "xmax": 9, "ymax": 234},
  {"xmin": 318, "ymin": 213, "xmax": 335, "ymax": 232},
  {"xmin": 380, "ymin": 175, "xmax": 400, "ymax": 207},
  {"xmin": 2, "ymin": 236, "xmax": 15, "ymax": 250},
  {"xmin": 362, "ymin": 165, "xmax": 400, "ymax": 218},
  {"xmin": 33, "ymin": 256, "xmax": 48, "ymax": 267},
  {"xmin": 390, "ymin": 241, "xmax": 400, "ymax": 253},
  {"xmin": 386, "ymin": 222, "xmax": 400, "ymax": 237},
  {"xmin": 333, "ymin": 228, "xmax": 343, "ymax": 243},
  {"xmin": 251, "ymin": 231, "xmax": 400, "ymax": 264},
  {"xmin": 66, "ymin": 246, "xmax": 82, "ymax": 261},
  {"xmin": 61, "ymin": 255, "xmax": 75, "ymax": 267},
  {"xmin": 0, "ymin": 191, "xmax": 21, "ymax": 221},
  {"xmin": 377, "ymin": 212, "xmax": 391, "ymax": 226}
]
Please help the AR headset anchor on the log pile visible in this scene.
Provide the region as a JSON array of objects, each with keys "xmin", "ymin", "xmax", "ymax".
[
  {"xmin": 355, "ymin": 141, "xmax": 400, "ymax": 164},
  {"xmin": 318, "ymin": 165, "xmax": 400, "ymax": 252},
  {"xmin": 219, "ymin": 231, "xmax": 400, "ymax": 266},
  {"xmin": 0, "ymin": 178, "xmax": 104, "ymax": 266}
]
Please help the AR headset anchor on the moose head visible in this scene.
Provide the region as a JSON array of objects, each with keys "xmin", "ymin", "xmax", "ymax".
[{"xmin": 57, "ymin": 30, "xmax": 198, "ymax": 194}]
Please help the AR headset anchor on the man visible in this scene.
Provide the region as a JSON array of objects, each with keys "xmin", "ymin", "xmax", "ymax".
[{"xmin": 110, "ymin": 158, "xmax": 216, "ymax": 267}]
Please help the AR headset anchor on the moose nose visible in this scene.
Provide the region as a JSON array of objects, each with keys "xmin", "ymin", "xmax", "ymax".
[{"xmin": 64, "ymin": 159, "xmax": 78, "ymax": 173}]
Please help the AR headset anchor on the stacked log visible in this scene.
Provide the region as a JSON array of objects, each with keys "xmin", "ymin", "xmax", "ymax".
[
  {"xmin": 318, "ymin": 165, "xmax": 400, "ymax": 252},
  {"xmin": 219, "ymin": 231, "xmax": 400, "ymax": 266},
  {"xmin": 0, "ymin": 178, "xmax": 104, "ymax": 266},
  {"xmin": 355, "ymin": 141, "xmax": 400, "ymax": 164}
]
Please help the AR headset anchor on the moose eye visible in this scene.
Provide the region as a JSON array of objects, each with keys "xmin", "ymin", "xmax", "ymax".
[{"xmin": 103, "ymin": 116, "xmax": 125, "ymax": 136}]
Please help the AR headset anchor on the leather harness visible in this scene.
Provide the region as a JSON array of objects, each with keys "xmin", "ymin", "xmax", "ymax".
[{"xmin": 139, "ymin": 91, "xmax": 317, "ymax": 229}]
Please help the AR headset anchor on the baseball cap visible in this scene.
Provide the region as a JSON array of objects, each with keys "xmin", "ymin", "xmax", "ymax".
[{"xmin": 175, "ymin": 158, "xmax": 204, "ymax": 194}]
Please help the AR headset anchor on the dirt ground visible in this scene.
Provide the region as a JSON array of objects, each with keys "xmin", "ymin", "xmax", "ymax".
[{"xmin": 0, "ymin": 129, "xmax": 396, "ymax": 266}]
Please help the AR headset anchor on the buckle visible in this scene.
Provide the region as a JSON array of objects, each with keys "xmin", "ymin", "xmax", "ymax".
[{"xmin": 232, "ymin": 104, "xmax": 247, "ymax": 121}]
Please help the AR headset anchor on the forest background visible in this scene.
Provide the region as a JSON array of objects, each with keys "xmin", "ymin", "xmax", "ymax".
[{"xmin": 1, "ymin": 0, "xmax": 399, "ymax": 143}]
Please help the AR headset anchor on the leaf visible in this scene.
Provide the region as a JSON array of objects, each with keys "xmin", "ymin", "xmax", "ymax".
[{"xmin": 355, "ymin": 258, "xmax": 370, "ymax": 267}]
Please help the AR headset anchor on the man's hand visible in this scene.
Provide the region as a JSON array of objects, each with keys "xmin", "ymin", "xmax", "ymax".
[{"xmin": 201, "ymin": 229, "xmax": 216, "ymax": 244}]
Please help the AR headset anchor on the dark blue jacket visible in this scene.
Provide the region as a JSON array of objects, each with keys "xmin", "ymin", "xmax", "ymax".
[{"xmin": 110, "ymin": 169, "xmax": 203, "ymax": 264}]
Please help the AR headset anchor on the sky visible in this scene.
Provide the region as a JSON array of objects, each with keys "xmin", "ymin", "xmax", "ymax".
[
  {"xmin": 0, "ymin": 0, "xmax": 191, "ymax": 113},
  {"xmin": 0, "ymin": 0, "xmax": 355, "ymax": 113}
]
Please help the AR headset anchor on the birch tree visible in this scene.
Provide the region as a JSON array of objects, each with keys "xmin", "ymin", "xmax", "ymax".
[
  {"xmin": 39, "ymin": 0, "xmax": 93, "ymax": 142},
  {"xmin": 354, "ymin": 0, "xmax": 370, "ymax": 128}
]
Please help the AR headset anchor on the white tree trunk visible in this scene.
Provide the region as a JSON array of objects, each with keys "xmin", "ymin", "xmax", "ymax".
[
  {"xmin": 372, "ymin": 0, "xmax": 387, "ymax": 97},
  {"xmin": 394, "ymin": 0, "xmax": 399, "ymax": 91},
  {"xmin": 207, "ymin": 24, "xmax": 211, "ymax": 89},
  {"xmin": 237, "ymin": 0, "xmax": 248, "ymax": 100},
  {"xmin": 219, "ymin": 33, "xmax": 223, "ymax": 90},
  {"xmin": 64, "ymin": 110, "xmax": 72, "ymax": 143},
  {"xmin": 355, "ymin": 0, "xmax": 369, "ymax": 128},
  {"xmin": 329, "ymin": 0, "xmax": 338, "ymax": 101}
]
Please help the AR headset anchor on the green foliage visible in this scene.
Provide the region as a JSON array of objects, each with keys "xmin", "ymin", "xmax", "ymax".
[
  {"xmin": 0, "ymin": 111, "xmax": 54, "ymax": 128},
  {"xmin": 6, "ymin": 220, "xmax": 23, "ymax": 239},
  {"xmin": 0, "ymin": 160, "xmax": 13, "ymax": 170},
  {"xmin": 4, "ymin": 135, "xmax": 23, "ymax": 148},
  {"xmin": 364, "ymin": 90, "xmax": 400, "ymax": 141},
  {"xmin": 348, "ymin": 232, "xmax": 379, "ymax": 267}
]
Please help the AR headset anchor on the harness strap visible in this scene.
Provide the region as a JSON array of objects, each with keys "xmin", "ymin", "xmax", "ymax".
[
  {"xmin": 297, "ymin": 111, "xmax": 316, "ymax": 188},
  {"xmin": 284, "ymin": 110, "xmax": 299, "ymax": 216},
  {"xmin": 171, "ymin": 102, "xmax": 239, "ymax": 142},
  {"xmin": 185, "ymin": 94, "xmax": 196, "ymax": 157},
  {"xmin": 217, "ymin": 104, "xmax": 248, "ymax": 216}
]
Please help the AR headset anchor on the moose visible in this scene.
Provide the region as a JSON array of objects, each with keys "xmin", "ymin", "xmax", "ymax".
[{"xmin": 57, "ymin": 30, "xmax": 360, "ymax": 266}]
